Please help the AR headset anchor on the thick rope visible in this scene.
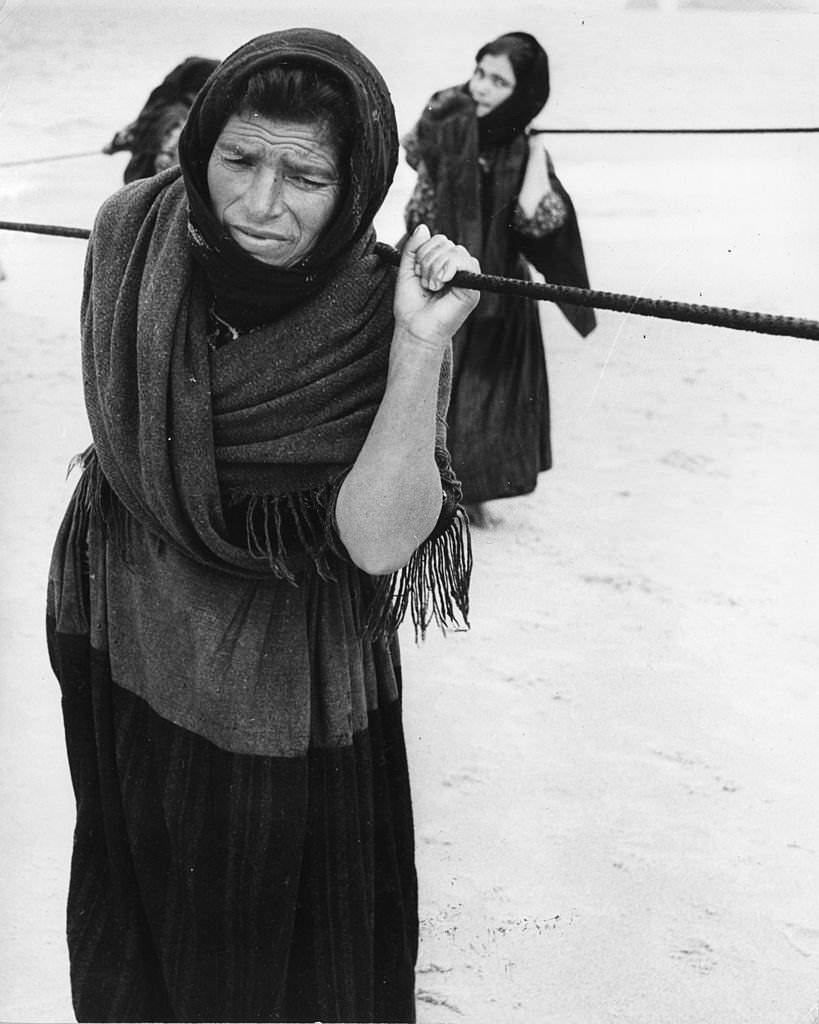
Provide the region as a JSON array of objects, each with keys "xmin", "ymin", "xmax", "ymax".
[
  {"xmin": 530, "ymin": 126, "xmax": 819, "ymax": 135},
  {"xmin": 373, "ymin": 243, "xmax": 819, "ymax": 343},
  {"xmin": 1, "ymin": 218, "xmax": 817, "ymax": 342},
  {"xmin": 0, "ymin": 128, "xmax": 814, "ymax": 170},
  {"xmin": 1, "ymin": 128, "xmax": 817, "ymax": 166},
  {"xmin": 0, "ymin": 149, "xmax": 104, "ymax": 169},
  {"xmin": 0, "ymin": 220, "xmax": 91, "ymax": 239}
]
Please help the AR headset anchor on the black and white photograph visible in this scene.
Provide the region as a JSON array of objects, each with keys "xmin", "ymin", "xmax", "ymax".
[{"xmin": 1, "ymin": 0, "xmax": 818, "ymax": 1021}]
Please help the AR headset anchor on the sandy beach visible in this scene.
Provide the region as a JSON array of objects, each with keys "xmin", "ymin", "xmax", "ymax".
[{"xmin": 1, "ymin": 2, "xmax": 818, "ymax": 1021}]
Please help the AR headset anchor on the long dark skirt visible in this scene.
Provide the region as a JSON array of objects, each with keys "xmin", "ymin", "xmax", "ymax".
[
  {"xmin": 48, "ymin": 624, "xmax": 418, "ymax": 1023},
  {"xmin": 447, "ymin": 294, "xmax": 551, "ymax": 505}
]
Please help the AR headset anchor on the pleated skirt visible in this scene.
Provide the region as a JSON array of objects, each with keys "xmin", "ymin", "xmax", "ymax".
[
  {"xmin": 447, "ymin": 294, "xmax": 551, "ymax": 505},
  {"xmin": 48, "ymin": 625, "xmax": 418, "ymax": 1023}
]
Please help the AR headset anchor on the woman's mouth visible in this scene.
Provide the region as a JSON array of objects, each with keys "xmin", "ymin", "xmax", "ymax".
[
  {"xmin": 227, "ymin": 225, "xmax": 296, "ymax": 265},
  {"xmin": 233, "ymin": 226, "xmax": 288, "ymax": 243}
]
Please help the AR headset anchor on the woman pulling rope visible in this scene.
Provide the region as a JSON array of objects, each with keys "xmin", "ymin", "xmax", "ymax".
[{"xmin": 402, "ymin": 31, "xmax": 596, "ymax": 527}]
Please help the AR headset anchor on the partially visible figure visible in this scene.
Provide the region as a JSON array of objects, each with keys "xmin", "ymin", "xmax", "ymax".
[
  {"xmin": 403, "ymin": 31, "xmax": 596, "ymax": 527},
  {"xmin": 104, "ymin": 55, "xmax": 219, "ymax": 182}
]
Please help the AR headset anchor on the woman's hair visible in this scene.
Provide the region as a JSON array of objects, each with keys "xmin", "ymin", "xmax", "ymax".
[
  {"xmin": 235, "ymin": 63, "xmax": 354, "ymax": 162},
  {"xmin": 475, "ymin": 32, "xmax": 541, "ymax": 83}
]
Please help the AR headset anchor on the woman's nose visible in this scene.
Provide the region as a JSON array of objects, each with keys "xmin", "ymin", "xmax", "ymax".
[{"xmin": 244, "ymin": 168, "xmax": 285, "ymax": 219}]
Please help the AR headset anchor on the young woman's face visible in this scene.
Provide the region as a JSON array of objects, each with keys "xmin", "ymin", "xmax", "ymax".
[
  {"xmin": 207, "ymin": 113, "xmax": 341, "ymax": 267},
  {"xmin": 468, "ymin": 53, "xmax": 516, "ymax": 118}
]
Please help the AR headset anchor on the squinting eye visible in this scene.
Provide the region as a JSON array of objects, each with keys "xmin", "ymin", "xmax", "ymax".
[
  {"xmin": 290, "ymin": 175, "xmax": 335, "ymax": 191},
  {"xmin": 223, "ymin": 152, "xmax": 252, "ymax": 166}
]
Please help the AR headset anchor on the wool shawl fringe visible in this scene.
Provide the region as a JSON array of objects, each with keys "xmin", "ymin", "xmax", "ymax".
[
  {"xmin": 228, "ymin": 484, "xmax": 345, "ymax": 584},
  {"xmin": 69, "ymin": 447, "xmax": 343, "ymax": 583},
  {"xmin": 68, "ymin": 446, "xmax": 145, "ymax": 570},
  {"xmin": 67, "ymin": 445, "xmax": 111, "ymax": 527},
  {"xmin": 363, "ymin": 505, "xmax": 473, "ymax": 642},
  {"xmin": 68, "ymin": 447, "xmax": 472, "ymax": 640}
]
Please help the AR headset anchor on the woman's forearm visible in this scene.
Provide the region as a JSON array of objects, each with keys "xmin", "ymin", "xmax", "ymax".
[
  {"xmin": 335, "ymin": 328, "xmax": 445, "ymax": 575},
  {"xmin": 335, "ymin": 224, "xmax": 479, "ymax": 575},
  {"xmin": 517, "ymin": 138, "xmax": 554, "ymax": 219}
]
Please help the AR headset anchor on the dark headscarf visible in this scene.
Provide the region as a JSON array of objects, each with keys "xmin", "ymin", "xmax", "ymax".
[
  {"xmin": 405, "ymin": 29, "xmax": 593, "ymax": 336},
  {"xmin": 473, "ymin": 31, "xmax": 550, "ymax": 150},
  {"xmin": 177, "ymin": 28, "xmax": 399, "ymax": 326}
]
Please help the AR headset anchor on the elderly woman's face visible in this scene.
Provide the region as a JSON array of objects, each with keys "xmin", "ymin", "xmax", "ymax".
[
  {"xmin": 207, "ymin": 112, "xmax": 341, "ymax": 267},
  {"xmin": 468, "ymin": 53, "xmax": 516, "ymax": 117}
]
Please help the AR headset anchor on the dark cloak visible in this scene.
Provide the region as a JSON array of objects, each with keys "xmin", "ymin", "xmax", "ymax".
[
  {"xmin": 405, "ymin": 53, "xmax": 596, "ymax": 504},
  {"xmin": 104, "ymin": 56, "xmax": 219, "ymax": 183}
]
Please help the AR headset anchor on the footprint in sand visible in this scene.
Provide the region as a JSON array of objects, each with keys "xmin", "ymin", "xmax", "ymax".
[
  {"xmin": 660, "ymin": 449, "xmax": 729, "ymax": 478},
  {"xmin": 782, "ymin": 922, "xmax": 819, "ymax": 958},
  {"xmin": 417, "ymin": 987, "xmax": 463, "ymax": 1016},
  {"xmin": 672, "ymin": 937, "xmax": 717, "ymax": 974},
  {"xmin": 580, "ymin": 572, "xmax": 665, "ymax": 597},
  {"xmin": 441, "ymin": 771, "xmax": 481, "ymax": 788}
]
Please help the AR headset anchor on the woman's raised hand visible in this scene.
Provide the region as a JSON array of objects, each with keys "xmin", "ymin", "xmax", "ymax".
[{"xmin": 393, "ymin": 224, "xmax": 480, "ymax": 352}]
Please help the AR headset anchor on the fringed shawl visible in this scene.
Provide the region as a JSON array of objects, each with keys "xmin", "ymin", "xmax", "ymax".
[
  {"xmin": 81, "ymin": 164, "xmax": 469, "ymax": 595},
  {"xmin": 48, "ymin": 27, "xmax": 474, "ymax": 759},
  {"xmin": 48, "ymin": 159, "xmax": 471, "ymax": 755},
  {"xmin": 83, "ymin": 168, "xmax": 390, "ymax": 570}
]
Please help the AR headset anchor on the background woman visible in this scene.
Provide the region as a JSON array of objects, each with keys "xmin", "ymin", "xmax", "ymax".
[
  {"xmin": 47, "ymin": 28, "xmax": 478, "ymax": 1023},
  {"xmin": 403, "ymin": 30, "xmax": 596, "ymax": 526},
  {"xmin": 103, "ymin": 55, "xmax": 219, "ymax": 182}
]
